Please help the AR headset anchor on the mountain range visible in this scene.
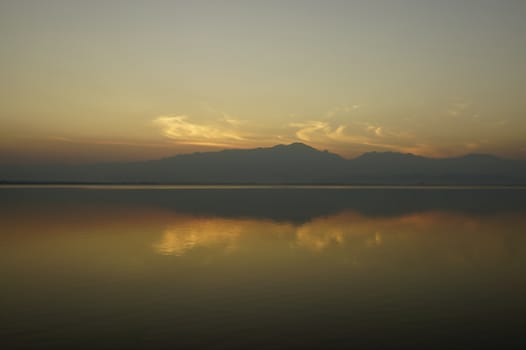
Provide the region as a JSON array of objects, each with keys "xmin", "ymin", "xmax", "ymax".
[{"xmin": 2, "ymin": 142, "xmax": 526, "ymax": 185}]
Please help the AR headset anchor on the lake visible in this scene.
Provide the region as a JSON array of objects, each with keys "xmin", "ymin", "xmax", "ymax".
[{"xmin": 1, "ymin": 186, "xmax": 525, "ymax": 349}]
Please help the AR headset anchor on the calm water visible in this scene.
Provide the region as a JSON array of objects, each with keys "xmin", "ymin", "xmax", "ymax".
[{"xmin": 1, "ymin": 187, "xmax": 525, "ymax": 349}]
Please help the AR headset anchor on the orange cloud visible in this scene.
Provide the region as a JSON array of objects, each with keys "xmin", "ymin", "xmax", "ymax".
[{"xmin": 154, "ymin": 115, "xmax": 246, "ymax": 147}]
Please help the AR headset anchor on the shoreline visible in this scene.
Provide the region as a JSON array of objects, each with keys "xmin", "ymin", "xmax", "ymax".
[{"xmin": 2, "ymin": 183, "xmax": 526, "ymax": 190}]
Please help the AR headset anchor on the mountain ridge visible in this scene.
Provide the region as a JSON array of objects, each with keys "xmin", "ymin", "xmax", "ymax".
[
  {"xmin": 1, "ymin": 143, "xmax": 526, "ymax": 185},
  {"xmin": 155, "ymin": 143, "xmax": 508, "ymax": 163}
]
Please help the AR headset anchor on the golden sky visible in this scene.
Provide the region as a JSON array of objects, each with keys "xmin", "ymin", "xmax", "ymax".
[{"xmin": 1, "ymin": 0, "xmax": 525, "ymax": 163}]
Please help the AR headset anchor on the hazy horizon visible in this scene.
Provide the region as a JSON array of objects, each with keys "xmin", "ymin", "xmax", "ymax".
[{"xmin": 1, "ymin": 141, "xmax": 523, "ymax": 166}]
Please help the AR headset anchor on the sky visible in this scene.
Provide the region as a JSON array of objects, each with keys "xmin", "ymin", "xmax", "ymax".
[{"xmin": 1, "ymin": 0, "xmax": 525, "ymax": 163}]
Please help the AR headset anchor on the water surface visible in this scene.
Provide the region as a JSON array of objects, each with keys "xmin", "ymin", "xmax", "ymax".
[{"xmin": 1, "ymin": 187, "xmax": 525, "ymax": 349}]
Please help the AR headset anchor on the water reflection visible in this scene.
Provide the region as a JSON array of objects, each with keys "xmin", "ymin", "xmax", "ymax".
[
  {"xmin": 154, "ymin": 218, "xmax": 245, "ymax": 256},
  {"xmin": 149, "ymin": 211, "xmax": 525, "ymax": 268},
  {"xmin": 1, "ymin": 188, "xmax": 525, "ymax": 349}
]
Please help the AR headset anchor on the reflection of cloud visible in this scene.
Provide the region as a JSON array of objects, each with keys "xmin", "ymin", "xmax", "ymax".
[
  {"xmin": 293, "ymin": 213, "xmax": 380, "ymax": 252},
  {"xmin": 296, "ymin": 224, "xmax": 345, "ymax": 251},
  {"xmin": 151, "ymin": 211, "xmax": 526, "ymax": 268},
  {"xmin": 366, "ymin": 232, "xmax": 383, "ymax": 247},
  {"xmin": 153, "ymin": 219, "xmax": 243, "ymax": 256},
  {"xmin": 153, "ymin": 217, "xmax": 295, "ymax": 256}
]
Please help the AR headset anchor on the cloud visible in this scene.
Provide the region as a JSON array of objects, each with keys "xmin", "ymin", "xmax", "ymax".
[
  {"xmin": 290, "ymin": 119, "xmax": 421, "ymax": 156},
  {"xmin": 446, "ymin": 100, "xmax": 471, "ymax": 117},
  {"xmin": 290, "ymin": 119, "xmax": 470, "ymax": 158},
  {"xmin": 366, "ymin": 124, "xmax": 384, "ymax": 137},
  {"xmin": 325, "ymin": 104, "xmax": 361, "ymax": 118},
  {"xmin": 200, "ymin": 102, "xmax": 247, "ymax": 126},
  {"xmin": 153, "ymin": 108, "xmax": 484, "ymax": 159},
  {"xmin": 222, "ymin": 116, "xmax": 245, "ymax": 126},
  {"xmin": 154, "ymin": 115, "xmax": 246, "ymax": 147},
  {"xmin": 465, "ymin": 142, "xmax": 480, "ymax": 151},
  {"xmin": 154, "ymin": 112, "xmax": 299, "ymax": 149},
  {"xmin": 290, "ymin": 121, "xmax": 330, "ymax": 142}
]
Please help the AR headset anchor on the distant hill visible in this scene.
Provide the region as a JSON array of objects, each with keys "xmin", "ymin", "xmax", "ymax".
[{"xmin": 2, "ymin": 142, "xmax": 526, "ymax": 185}]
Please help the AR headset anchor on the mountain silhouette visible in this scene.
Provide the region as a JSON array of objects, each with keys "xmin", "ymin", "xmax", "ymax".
[{"xmin": 1, "ymin": 143, "xmax": 526, "ymax": 184}]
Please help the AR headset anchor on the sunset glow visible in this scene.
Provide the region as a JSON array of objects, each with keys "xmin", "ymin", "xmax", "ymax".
[{"xmin": 1, "ymin": 0, "xmax": 525, "ymax": 163}]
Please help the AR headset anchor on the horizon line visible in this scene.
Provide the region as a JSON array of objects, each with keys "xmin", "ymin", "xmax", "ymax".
[{"xmin": 2, "ymin": 141, "xmax": 515, "ymax": 166}]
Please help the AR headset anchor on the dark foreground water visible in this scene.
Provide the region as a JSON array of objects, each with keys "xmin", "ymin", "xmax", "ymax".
[{"xmin": 1, "ymin": 186, "xmax": 525, "ymax": 349}]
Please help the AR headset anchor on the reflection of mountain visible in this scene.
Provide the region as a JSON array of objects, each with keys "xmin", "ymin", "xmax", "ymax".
[
  {"xmin": 2, "ymin": 187, "xmax": 525, "ymax": 224},
  {"xmin": 3, "ymin": 187, "xmax": 526, "ymax": 258},
  {"xmin": 2, "ymin": 143, "xmax": 526, "ymax": 184}
]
